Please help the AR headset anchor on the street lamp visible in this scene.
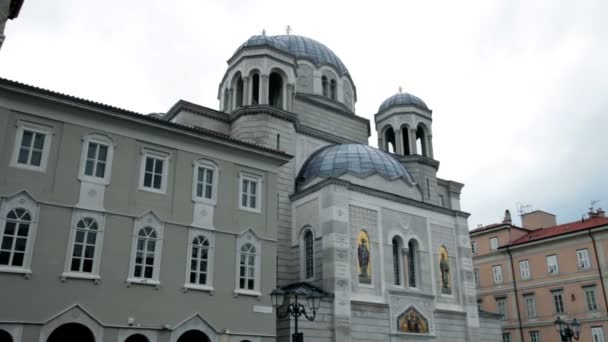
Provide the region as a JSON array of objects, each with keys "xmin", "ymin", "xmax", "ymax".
[
  {"xmin": 553, "ymin": 316, "xmax": 581, "ymax": 341},
  {"xmin": 271, "ymin": 285, "xmax": 325, "ymax": 342}
]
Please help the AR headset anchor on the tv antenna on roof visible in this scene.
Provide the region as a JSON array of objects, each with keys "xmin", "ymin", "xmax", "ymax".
[
  {"xmin": 590, "ymin": 200, "xmax": 600, "ymax": 211},
  {"xmin": 516, "ymin": 202, "xmax": 532, "ymax": 216}
]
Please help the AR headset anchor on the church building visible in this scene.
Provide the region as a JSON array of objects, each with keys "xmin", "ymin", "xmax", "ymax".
[{"xmin": 0, "ymin": 33, "xmax": 499, "ymax": 341}]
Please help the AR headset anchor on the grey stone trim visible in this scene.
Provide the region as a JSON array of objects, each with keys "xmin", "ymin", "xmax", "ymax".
[
  {"xmin": 437, "ymin": 178, "xmax": 464, "ymax": 193},
  {"xmin": 296, "ymin": 125, "xmax": 358, "ymax": 144},
  {"xmin": 388, "ymin": 288, "xmax": 436, "ymax": 300},
  {"xmin": 295, "ymin": 94, "xmax": 370, "ymax": 132},
  {"xmin": 375, "ymin": 105, "xmax": 433, "ymax": 117},
  {"xmin": 434, "ymin": 308, "xmax": 467, "ymax": 316},
  {"xmin": 291, "ymin": 178, "xmax": 471, "ymax": 218},
  {"xmin": 395, "ymin": 154, "xmax": 440, "ymax": 171},
  {"xmin": 164, "ymin": 99, "xmax": 230, "ymax": 122},
  {"xmin": 231, "ymin": 105, "xmax": 299, "ymax": 124},
  {"xmin": 350, "ymin": 300, "xmax": 389, "ymax": 308},
  {"xmin": 0, "ymin": 77, "xmax": 292, "ymax": 163}
]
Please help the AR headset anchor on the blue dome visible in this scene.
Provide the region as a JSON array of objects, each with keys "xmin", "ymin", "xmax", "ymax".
[
  {"xmin": 236, "ymin": 35, "xmax": 350, "ymax": 76},
  {"xmin": 297, "ymin": 144, "xmax": 414, "ymax": 188},
  {"xmin": 379, "ymin": 93, "xmax": 428, "ymax": 112}
]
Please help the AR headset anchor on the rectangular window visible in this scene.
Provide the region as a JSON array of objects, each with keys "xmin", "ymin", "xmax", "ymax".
[
  {"xmin": 239, "ymin": 172, "xmax": 262, "ymax": 212},
  {"xmin": 552, "ymin": 289, "xmax": 565, "ymax": 313},
  {"xmin": 192, "ymin": 161, "xmax": 217, "ymax": 204},
  {"xmin": 530, "ymin": 331, "xmax": 540, "ymax": 342},
  {"xmin": 519, "ymin": 260, "xmax": 531, "ymax": 280},
  {"xmin": 585, "ymin": 286, "xmax": 599, "ymax": 311},
  {"xmin": 139, "ymin": 150, "xmax": 169, "ymax": 193},
  {"xmin": 492, "ymin": 265, "xmax": 503, "ymax": 284},
  {"xmin": 524, "ymin": 294, "xmax": 536, "ymax": 318},
  {"xmin": 577, "ymin": 249, "xmax": 591, "ymax": 269},
  {"xmin": 474, "ymin": 269, "xmax": 480, "ymax": 288},
  {"xmin": 547, "ymin": 254, "xmax": 559, "ymax": 274},
  {"xmin": 471, "ymin": 240, "xmax": 477, "ymax": 255},
  {"xmin": 79, "ymin": 135, "xmax": 114, "ymax": 184},
  {"xmin": 592, "ymin": 327, "xmax": 606, "ymax": 342},
  {"xmin": 10, "ymin": 122, "xmax": 52, "ymax": 172},
  {"xmin": 502, "ymin": 333, "xmax": 511, "ymax": 342},
  {"xmin": 490, "ymin": 237, "xmax": 498, "ymax": 250},
  {"xmin": 84, "ymin": 142, "xmax": 108, "ymax": 178},
  {"xmin": 496, "ymin": 297, "xmax": 507, "ymax": 320}
]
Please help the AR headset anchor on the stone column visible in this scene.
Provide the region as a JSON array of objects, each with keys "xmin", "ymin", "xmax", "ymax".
[
  {"xmin": 394, "ymin": 129, "xmax": 403, "ymax": 155},
  {"xmin": 243, "ymin": 76, "xmax": 250, "ymax": 106},
  {"xmin": 228, "ymin": 88, "xmax": 234, "ymax": 112},
  {"xmin": 260, "ymin": 75, "xmax": 269, "ymax": 105},
  {"xmin": 427, "ymin": 134, "xmax": 434, "ymax": 159},
  {"xmin": 286, "ymin": 83, "xmax": 294, "ymax": 112},
  {"xmin": 410, "ymin": 128, "xmax": 418, "ymax": 155}
]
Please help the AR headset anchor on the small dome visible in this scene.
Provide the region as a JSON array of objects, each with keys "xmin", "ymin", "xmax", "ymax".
[
  {"xmin": 235, "ymin": 34, "xmax": 350, "ymax": 76},
  {"xmin": 379, "ymin": 92, "xmax": 428, "ymax": 112},
  {"xmin": 297, "ymin": 144, "xmax": 415, "ymax": 188}
]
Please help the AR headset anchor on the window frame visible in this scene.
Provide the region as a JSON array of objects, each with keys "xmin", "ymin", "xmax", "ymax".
[
  {"xmin": 584, "ymin": 285, "xmax": 599, "ymax": 311},
  {"xmin": 577, "ymin": 248, "xmax": 591, "ymax": 270},
  {"xmin": 474, "ymin": 269, "xmax": 480, "ymax": 288},
  {"xmin": 492, "ymin": 265, "xmax": 503, "ymax": 284},
  {"xmin": 184, "ymin": 228, "xmax": 215, "ymax": 291},
  {"xmin": 10, "ymin": 121, "xmax": 53, "ymax": 172},
  {"xmin": 502, "ymin": 333, "xmax": 511, "ymax": 342},
  {"xmin": 519, "ymin": 259, "xmax": 531, "ymax": 280},
  {"xmin": 238, "ymin": 172, "xmax": 263, "ymax": 213},
  {"xmin": 523, "ymin": 293, "xmax": 537, "ymax": 318},
  {"xmin": 489, "ymin": 237, "xmax": 498, "ymax": 250},
  {"xmin": 138, "ymin": 148, "xmax": 170, "ymax": 194},
  {"xmin": 300, "ymin": 228, "xmax": 315, "ymax": 281},
  {"xmin": 78, "ymin": 134, "xmax": 114, "ymax": 185},
  {"xmin": 551, "ymin": 289, "xmax": 565, "ymax": 313},
  {"xmin": 234, "ymin": 231, "xmax": 261, "ymax": 296},
  {"xmin": 471, "ymin": 240, "xmax": 477, "ymax": 255},
  {"xmin": 0, "ymin": 193, "xmax": 39, "ymax": 275},
  {"xmin": 530, "ymin": 331, "xmax": 540, "ymax": 342},
  {"xmin": 127, "ymin": 212, "xmax": 164, "ymax": 286},
  {"xmin": 192, "ymin": 160, "xmax": 218, "ymax": 205},
  {"xmin": 592, "ymin": 327, "xmax": 605, "ymax": 342},
  {"xmin": 61, "ymin": 210, "xmax": 105, "ymax": 280},
  {"xmin": 496, "ymin": 297, "xmax": 507, "ymax": 320},
  {"xmin": 546, "ymin": 254, "xmax": 559, "ymax": 274}
]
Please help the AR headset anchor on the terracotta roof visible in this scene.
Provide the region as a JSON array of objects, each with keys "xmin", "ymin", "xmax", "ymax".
[{"xmin": 508, "ymin": 216, "xmax": 608, "ymax": 246}]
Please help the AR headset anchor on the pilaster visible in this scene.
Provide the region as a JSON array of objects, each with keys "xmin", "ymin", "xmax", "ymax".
[{"xmin": 260, "ymin": 75, "xmax": 269, "ymax": 105}]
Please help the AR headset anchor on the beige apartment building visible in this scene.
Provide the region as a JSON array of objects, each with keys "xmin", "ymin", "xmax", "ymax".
[{"xmin": 471, "ymin": 209, "xmax": 608, "ymax": 342}]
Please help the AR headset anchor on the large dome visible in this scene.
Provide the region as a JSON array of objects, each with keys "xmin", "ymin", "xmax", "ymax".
[
  {"xmin": 297, "ymin": 144, "xmax": 415, "ymax": 188},
  {"xmin": 379, "ymin": 92, "xmax": 428, "ymax": 112},
  {"xmin": 236, "ymin": 35, "xmax": 350, "ymax": 76}
]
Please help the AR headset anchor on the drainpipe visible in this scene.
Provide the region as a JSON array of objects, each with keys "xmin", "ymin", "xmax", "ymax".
[
  {"xmin": 506, "ymin": 246, "xmax": 524, "ymax": 342},
  {"xmin": 588, "ymin": 230, "xmax": 608, "ymax": 312}
]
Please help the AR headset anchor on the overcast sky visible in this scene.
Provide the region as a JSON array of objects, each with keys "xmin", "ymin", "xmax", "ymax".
[{"xmin": 2, "ymin": 0, "xmax": 606, "ymax": 228}]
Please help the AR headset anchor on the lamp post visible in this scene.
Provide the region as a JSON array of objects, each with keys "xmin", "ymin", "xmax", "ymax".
[
  {"xmin": 553, "ymin": 316, "xmax": 581, "ymax": 342},
  {"xmin": 270, "ymin": 286, "xmax": 323, "ymax": 342}
]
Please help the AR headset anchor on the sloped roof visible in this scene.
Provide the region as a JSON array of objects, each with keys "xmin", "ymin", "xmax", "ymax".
[{"xmin": 508, "ymin": 216, "xmax": 608, "ymax": 246}]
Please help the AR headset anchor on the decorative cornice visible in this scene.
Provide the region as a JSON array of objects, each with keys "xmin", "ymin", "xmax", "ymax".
[
  {"xmin": 394, "ymin": 154, "xmax": 440, "ymax": 171},
  {"xmin": 291, "ymin": 177, "xmax": 470, "ymax": 218},
  {"xmin": 231, "ymin": 105, "xmax": 298, "ymax": 123}
]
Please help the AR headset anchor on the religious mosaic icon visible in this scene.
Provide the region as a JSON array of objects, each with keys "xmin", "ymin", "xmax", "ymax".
[
  {"xmin": 439, "ymin": 245, "xmax": 451, "ymax": 294},
  {"xmin": 357, "ymin": 230, "xmax": 371, "ymax": 284},
  {"xmin": 397, "ymin": 307, "xmax": 429, "ymax": 334}
]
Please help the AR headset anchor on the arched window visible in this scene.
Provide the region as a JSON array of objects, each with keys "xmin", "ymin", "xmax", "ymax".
[
  {"xmin": 188, "ymin": 235, "xmax": 211, "ymax": 286},
  {"xmin": 408, "ymin": 239, "xmax": 417, "ymax": 287},
  {"xmin": 0, "ymin": 329, "xmax": 13, "ymax": 342},
  {"xmin": 392, "ymin": 237, "xmax": 402, "ymax": 286},
  {"xmin": 330, "ymin": 79, "xmax": 337, "ymax": 100},
  {"xmin": 133, "ymin": 227, "xmax": 157, "ymax": 280},
  {"xmin": 68, "ymin": 217, "xmax": 98, "ymax": 273},
  {"xmin": 251, "ymin": 73, "xmax": 260, "ymax": 104},
  {"xmin": 384, "ymin": 127, "xmax": 396, "ymax": 153},
  {"xmin": 177, "ymin": 330, "xmax": 210, "ymax": 342},
  {"xmin": 321, "ymin": 76, "xmax": 328, "ymax": 97},
  {"xmin": 402, "ymin": 126, "xmax": 410, "ymax": 155},
  {"xmin": 303, "ymin": 229, "xmax": 314, "ymax": 279},
  {"xmin": 47, "ymin": 323, "xmax": 95, "ymax": 342},
  {"xmin": 269, "ymin": 72, "xmax": 283, "ymax": 109},
  {"xmin": 416, "ymin": 125, "xmax": 427, "ymax": 157},
  {"xmin": 125, "ymin": 334, "xmax": 150, "ymax": 342},
  {"xmin": 0, "ymin": 208, "xmax": 31, "ymax": 267},
  {"xmin": 235, "ymin": 77, "xmax": 244, "ymax": 108},
  {"xmin": 239, "ymin": 242, "xmax": 256, "ymax": 291}
]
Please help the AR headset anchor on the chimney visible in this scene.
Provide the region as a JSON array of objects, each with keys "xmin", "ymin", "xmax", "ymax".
[
  {"xmin": 588, "ymin": 207, "xmax": 598, "ymax": 219},
  {"xmin": 521, "ymin": 210, "xmax": 556, "ymax": 230},
  {"xmin": 503, "ymin": 209, "xmax": 512, "ymax": 224}
]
